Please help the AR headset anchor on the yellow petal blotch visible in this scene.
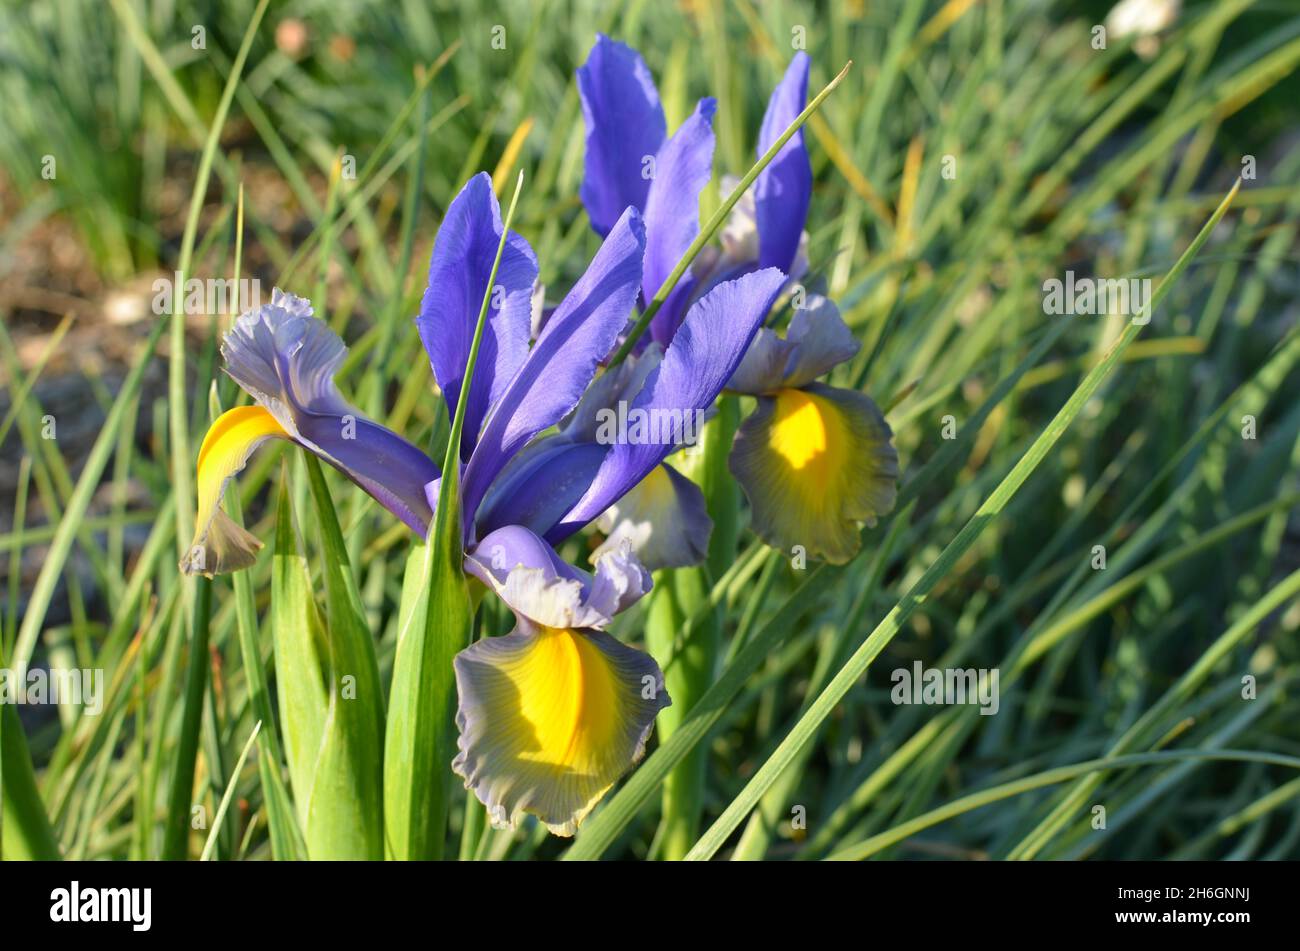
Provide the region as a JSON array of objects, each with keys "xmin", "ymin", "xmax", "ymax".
[
  {"xmin": 183, "ymin": 405, "xmax": 289, "ymax": 576},
  {"xmin": 768, "ymin": 386, "xmax": 848, "ymax": 483},
  {"xmin": 499, "ymin": 626, "xmax": 622, "ymax": 772}
]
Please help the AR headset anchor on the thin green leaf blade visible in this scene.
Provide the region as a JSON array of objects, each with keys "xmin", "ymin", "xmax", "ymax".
[{"xmin": 681, "ymin": 181, "xmax": 1243, "ymax": 861}]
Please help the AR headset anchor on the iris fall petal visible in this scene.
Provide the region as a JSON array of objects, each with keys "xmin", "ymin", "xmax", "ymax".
[
  {"xmin": 455, "ymin": 524, "xmax": 666, "ymax": 834},
  {"xmin": 452, "ymin": 618, "xmax": 669, "ymax": 836},
  {"xmin": 193, "ymin": 288, "xmax": 441, "ymax": 575},
  {"xmin": 182, "ymin": 405, "xmax": 289, "ymax": 576},
  {"xmin": 730, "ymin": 383, "xmax": 897, "ymax": 564}
]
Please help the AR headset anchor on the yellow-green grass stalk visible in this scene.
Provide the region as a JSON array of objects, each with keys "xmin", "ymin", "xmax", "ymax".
[
  {"xmin": 797, "ymin": 323, "xmax": 1300, "ymax": 859},
  {"xmin": 101, "ymin": 0, "xmax": 269, "ymax": 861},
  {"xmin": 200, "ymin": 721, "xmax": 262, "ymax": 861},
  {"xmin": 829, "ymin": 746, "xmax": 1300, "ymax": 861},
  {"xmin": 680, "ymin": 181, "xmax": 1242, "ymax": 861}
]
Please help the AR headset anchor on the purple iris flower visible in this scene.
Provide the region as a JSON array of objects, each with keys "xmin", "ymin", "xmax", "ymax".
[
  {"xmin": 417, "ymin": 172, "xmax": 785, "ymax": 834},
  {"xmin": 576, "ymin": 37, "xmax": 898, "ymax": 567},
  {"xmin": 578, "ymin": 35, "xmax": 719, "ymax": 347},
  {"xmin": 416, "ymin": 174, "xmax": 783, "ymax": 551},
  {"xmin": 182, "ymin": 168, "xmax": 783, "ymax": 834},
  {"xmin": 579, "ymin": 34, "xmax": 811, "ymax": 322},
  {"xmin": 566, "ymin": 36, "xmax": 816, "ymax": 571}
]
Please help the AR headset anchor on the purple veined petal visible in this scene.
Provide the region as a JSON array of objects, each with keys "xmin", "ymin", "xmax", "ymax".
[
  {"xmin": 727, "ymin": 325, "xmax": 796, "ymax": 396},
  {"xmin": 728, "ymin": 292, "xmax": 857, "ymax": 395},
  {"xmin": 473, "ymin": 437, "xmax": 608, "ymax": 541},
  {"xmin": 416, "ymin": 172, "xmax": 539, "ymax": 461},
  {"xmin": 585, "ymin": 538, "xmax": 654, "ymax": 619},
  {"xmin": 577, "ymin": 35, "xmax": 667, "ymax": 236},
  {"xmin": 648, "ymin": 278, "xmax": 698, "ymax": 348},
  {"xmin": 781, "ymin": 293, "xmax": 861, "ymax": 388},
  {"xmin": 221, "ymin": 289, "xmax": 441, "ymax": 536},
  {"xmin": 465, "ymin": 524, "xmax": 651, "ymax": 630},
  {"xmin": 592, "ymin": 460, "xmax": 712, "ymax": 570},
  {"xmin": 755, "ymin": 52, "xmax": 812, "ymax": 275},
  {"xmin": 293, "ymin": 410, "xmax": 441, "ymax": 535},
  {"xmin": 729, "ymin": 382, "xmax": 898, "ymax": 564},
  {"xmin": 561, "ymin": 345, "xmax": 662, "ymax": 442},
  {"xmin": 461, "ymin": 207, "xmax": 645, "ymax": 524},
  {"xmin": 548, "ymin": 268, "xmax": 788, "ymax": 539},
  {"xmin": 465, "ymin": 523, "xmax": 585, "ymax": 595},
  {"xmin": 642, "ymin": 97, "xmax": 717, "ymax": 345},
  {"xmin": 222, "ymin": 288, "xmax": 336, "ymax": 419}
]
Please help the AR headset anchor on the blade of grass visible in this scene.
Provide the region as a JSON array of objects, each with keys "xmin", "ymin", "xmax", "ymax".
[
  {"xmin": 164, "ymin": 0, "xmax": 270, "ymax": 571},
  {"xmin": 303, "ymin": 454, "xmax": 386, "ymax": 860},
  {"xmin": 681, "ymin": 180, "xmax": 1242, "ymax": 860},
  {"xmin": 565, "ymin": 272, "xmax": 1072, "ymax": 859},
  {"xmin": 828, "ymin": 748, "xmax": 1300, "ymax": 861},
  {"xmin": 159, "ymin": 576, "xmax": 211, "ymax": 859},
  {"xmin": 0, "ymin": 312, "xmax": 74, "ymax": 450},
  {"xmin": 222, "ymin": 449, "xmax": 304, "ymax": 860},
  {"xmin": 1009, "ymin": 564, "xmax": 1300, "ymax": 859},
  {"xmin": 200, "ymin": 721, "xmax": 262, "ymax": 862}
]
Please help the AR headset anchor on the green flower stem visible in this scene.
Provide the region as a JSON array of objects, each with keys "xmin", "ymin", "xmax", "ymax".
[
  {"xmin": 649, "ymin": 397, "xmax": 742, "ymax": 858},
  {"xmin": 646, "ymin": 567, "xmax": 715, "ymax": 859}
]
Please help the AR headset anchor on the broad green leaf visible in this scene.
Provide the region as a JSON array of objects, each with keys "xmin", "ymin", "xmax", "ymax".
[
  {"xmin": 1, "ymin": 701, "xmax": 60, "ymax": 860},
  {"xmin": 271, "ymin": 475, "xmax": 328, "ymax": 844},
  {"xmin": 383, "ymin": 528, "xmax": 471, "ymax": 860},
  {"xmin": 303, "ymin": 455, "xmax": 386, "ymax": 860}
]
